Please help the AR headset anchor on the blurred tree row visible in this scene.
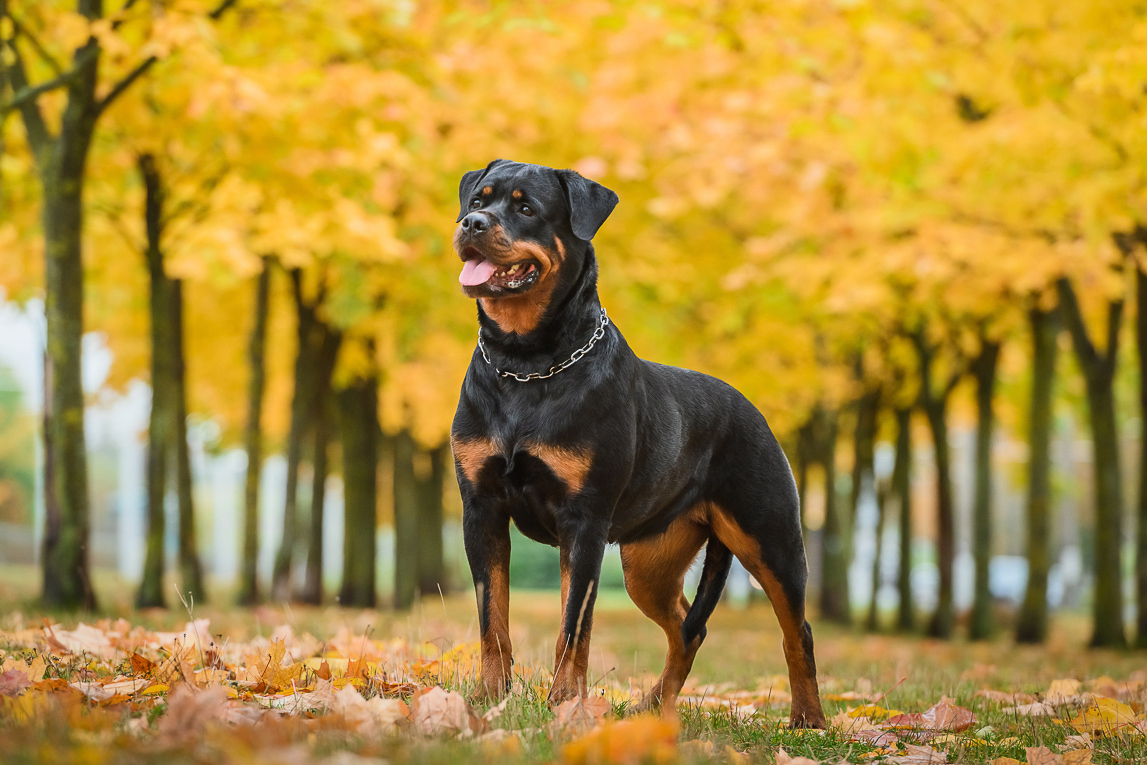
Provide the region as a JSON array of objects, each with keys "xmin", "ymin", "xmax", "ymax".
[{"xmin": 2, "ymin": 0, "xmax": 1147, "ymax": 647}]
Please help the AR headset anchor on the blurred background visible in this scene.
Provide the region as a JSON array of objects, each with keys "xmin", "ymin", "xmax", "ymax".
[{"xmin": 1, "ymin": 0, "xmax": 1145, "ymax": 646}]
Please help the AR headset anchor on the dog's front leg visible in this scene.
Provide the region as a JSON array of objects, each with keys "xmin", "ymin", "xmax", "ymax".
[
  {"xmin": 463, "ymin": 498, "xmax": 513, "ymax": 700},
  {"xmin": 549, "ymin": 528, "xmax": 607, "ymax": 704}
]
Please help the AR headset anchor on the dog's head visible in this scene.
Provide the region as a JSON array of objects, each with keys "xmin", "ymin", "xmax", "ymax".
[{"xmin": 453, "ymin": 160, "xmax": 618, "ymax": 304}]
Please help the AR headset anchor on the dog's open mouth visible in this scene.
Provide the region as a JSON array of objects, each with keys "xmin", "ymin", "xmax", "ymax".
[{"xmin": 459, "ymin": 248, "xmax": 540, "ymax": 292}]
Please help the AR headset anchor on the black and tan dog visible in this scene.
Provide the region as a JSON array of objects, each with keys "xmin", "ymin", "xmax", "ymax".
[{"xmin": 449, "ymin": 159, "xmax": 827, "ymax": 728}]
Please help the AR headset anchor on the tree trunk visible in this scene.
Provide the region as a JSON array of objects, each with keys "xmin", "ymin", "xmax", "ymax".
[
  {"xmin": 393, "ymin": 429, "xmax": 419, "ymax": 610},
  {"xmin": 969, "ymin": 336, "xmax": 1001, "ymax": 640},
  {"xmin": 338, "ymin": 377, "xmax": 378, "ymax": 608},
  {"xmin": 301, "ymin": 327, "xmax": 341, "ymax": 605},
  {"xmin": 417, "ymin": 444, "xmax": 448, "ymax": 596},
  {"xmin": 893, "ymin": 407, "xmax": 914, "ymax": 632},
  {"xmin": 33, "ymin": 31, "xmax": 101, "ymax": 609},
  {"xmin": 866, "ymin": 477, "xmax": 888, "ymax": 631},
  {"xmin": 1057, "ymin": 277, "xmax": 1126, "ymax": 648},
  {"xmin": 796, "ymin": 422, "xmax": 813, "ymax": 538},
  {"xmin": 1017, "ymin": 305, "xmax": 1060, "ymax": 643},
  {"xmin": 238, "ymin": 264, "xmax": 271, "ymax": 606},
  {"xmin": 171, "ymin": 279, "xmax": 205, "ymax": 604},
  {"xmin": 271, "ymin": 269, "xmax": 319, "ymax": 601},
  {"xmin": 137, "ymin": 154, "xmax": 171, "ymax": 609},
  {"xmin": 1139, "ymin": 262, "xmax": 1147, "ymax": 647},
  {"xmin": 912, "ymin": 329, "xmax": 960, "ymax": 640},
  {"xmin": 815, "ymin": 408, "xmax": 849, "ymax": 624}
]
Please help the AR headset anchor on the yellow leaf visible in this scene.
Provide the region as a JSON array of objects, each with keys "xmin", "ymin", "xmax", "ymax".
[
  {"xmin": 140, "ymin": 683, "xmax": 169, "ymax": 695},
  {"xmin": 1068, "ymin": 697, "xmax": 1138, "ymax": 736}
]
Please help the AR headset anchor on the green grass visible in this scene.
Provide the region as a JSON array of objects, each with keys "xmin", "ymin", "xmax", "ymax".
[{"xmin": 2, "ymin": 565, "xmax": 1147, "ymax": 763}]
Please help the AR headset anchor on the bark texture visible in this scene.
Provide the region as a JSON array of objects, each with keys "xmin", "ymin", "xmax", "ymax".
[
  {"xmin": 1016, "ymin": 305, "xmax": 1060, "ymax": 644},
  {"xmin": 969, "ymin": 336, "xmax": 1001, "ymax": 641},
  {"xmin": 238, "ymin": 265, "xmax": 271, "ymax": 606},
  {"xmin": 338, "ymin": 378, "xmax": 378, "ymax": 608},
  {"xmin": 1057, "ymin": 277, "xmax": 1126, "ymax": 648}
]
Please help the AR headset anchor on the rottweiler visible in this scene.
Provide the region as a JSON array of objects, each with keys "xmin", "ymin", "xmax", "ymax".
[{"xmin": 449, "ymin": 159, "xmax": 827, "ymax": 727}]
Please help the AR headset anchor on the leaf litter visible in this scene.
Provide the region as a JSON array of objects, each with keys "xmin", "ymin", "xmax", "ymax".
[{"xmin": 2, "ymin": 618, "xmax": 1147, "ymax": 763}]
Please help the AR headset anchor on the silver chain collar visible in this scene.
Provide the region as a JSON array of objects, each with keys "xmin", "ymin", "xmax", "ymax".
[{"xmin": 478, "ymin": 308, "xmax": 610, "ymax": 382}]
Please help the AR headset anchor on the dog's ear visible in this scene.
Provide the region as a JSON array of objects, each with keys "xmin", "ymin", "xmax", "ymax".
[
  {"xmin": 559, "ymin": 170, "xmax": 619, "ymax": 241},
  {"xmin": 457, "ymin": 159, "xmax": 506, "ymax": 222}
]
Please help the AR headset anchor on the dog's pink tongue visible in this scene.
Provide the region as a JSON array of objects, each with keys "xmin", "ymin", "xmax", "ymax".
[{"xmin": 459, "ymin": 258, "xmax": 497, "ymax": 286}]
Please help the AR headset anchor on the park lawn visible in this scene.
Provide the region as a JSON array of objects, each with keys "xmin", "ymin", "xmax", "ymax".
[{"xmin": 0, "ymin": 565, "xmax": 1145, "ymax": 764}]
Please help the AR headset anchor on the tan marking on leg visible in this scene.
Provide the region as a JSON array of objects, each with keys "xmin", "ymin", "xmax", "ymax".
[
  {"xmin": 555, "ymin": 549, "xmax": 571, "ymax": 669},
  {"xmin": 526, "ymin": 442, "xmax": 593, "ymax": 494},
  {"xmin": 479, "ymin": 238, "xmax": 564, "ymax": 335},
  {"xmin": 450, "ymin": 436, "xmax": 498, "ymax": 484},
  {"xmin": 551, "ymin": 579, "xmax": 595, "ymax": 703},
  {"xmin": 620, "ymin": 511, "xmax": 709, "ymax": 715},
  {"xmin": 705, "ymin": 503, "xmax": 826, "ymax": 728},
  {"xmin": 479, "ymin": 561, "xmax": 512, "ymax": 699}
]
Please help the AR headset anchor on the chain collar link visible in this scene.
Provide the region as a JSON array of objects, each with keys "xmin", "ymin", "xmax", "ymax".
[{"xmin": 478, "ymin": 308, "xmax": 610, "ymax": 382}]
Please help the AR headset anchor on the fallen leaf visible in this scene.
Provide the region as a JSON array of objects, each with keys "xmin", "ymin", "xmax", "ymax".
[
  {"xmin": 409, "ymin": 686, "xmax": 484, "ymax": 737},
  {"xmin": 1025, "ymin": 746, "xmax": 1058, "ymax": 765},
  {"xmin": 0, "ymin": 670, "xmax": 30, "ymax": 697},
  {"xmin": 989, "ymin": 759, "xmax": 1023, "ymax": 765},
  {"xmin": 1061, "ymin": 751, "xmax": 1091, "ymax": 765},
  {"xmin": 884, "ymin": 698, "xmax": 974, "ymax": 732},
  {"xmin": 1067, "ymin": 697, "xmax": 1138, "ymax": 736},
  {"xmin": 551, "ymin": 695, "xmax": 612, "ymax": 736},
  {"xmin": 1046, "ymin": 680, "xmax": 1081, "ymax": 705},
  {"xmin": 884, "ymin": 744, "xmax": 947, "ymax": 764},
  {"xmin": 1003, "ymin": 702, "xmax": 1056, "ymax": 717},
  {"xmin": 330, "ymin": 684, "xmax": 407, "ymax": 735},
  {"xmin": 561, "ymin": 715, "xmax": 678, "ymax": 765},
  {"xmin": 775, "ymin": 747, "xmax": 821, "ymax": 765}
]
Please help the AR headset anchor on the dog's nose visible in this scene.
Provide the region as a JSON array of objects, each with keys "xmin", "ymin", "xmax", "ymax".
[{"xmin": 461, "ymin": 212, "xmax": 489, "ymax": 234}]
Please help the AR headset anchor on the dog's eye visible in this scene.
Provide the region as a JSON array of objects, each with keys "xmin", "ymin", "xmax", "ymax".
[
  {"xmin": 469, "ymin": 197, "xmax": 481, "ymax": 210},
  {"xmin": 519, "ymin": 203, "xmax": 534, "ymax": 217}
]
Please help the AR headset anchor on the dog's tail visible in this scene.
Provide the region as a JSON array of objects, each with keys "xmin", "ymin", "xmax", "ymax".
[{"xmin": 681, "ymin": 534, "xmax": 734, "ymax": 648}]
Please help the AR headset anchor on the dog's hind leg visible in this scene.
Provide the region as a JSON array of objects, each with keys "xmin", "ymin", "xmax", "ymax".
[
  {"xmin": 620, "ymin": 512, "xmax": 709, "ymax": 714},
  {"xmin": 707, "ymin": 503, "xmax": 827, "ymax": 729}
]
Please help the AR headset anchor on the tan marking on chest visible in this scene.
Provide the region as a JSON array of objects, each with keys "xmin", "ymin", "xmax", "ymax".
[
  {"xmin": 451, "ymin": 436, "xmax": 499, "ymax": 484},
  {"xmin": 526, "ymin": 442, "xmax": 593, "ymax": 494}
]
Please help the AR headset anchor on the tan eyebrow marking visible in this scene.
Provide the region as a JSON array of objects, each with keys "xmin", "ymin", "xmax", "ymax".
[
  {"xmin": 512, "ymin": 190, "xmax": 523, "ymax": 199},
  {"xmin": 482, "ymin": 186, "xmax": 493, "ymax": 195}
]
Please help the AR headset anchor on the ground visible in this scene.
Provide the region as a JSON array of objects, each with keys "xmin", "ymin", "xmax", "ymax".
[{"xmin": 0, "ymin": 565, "xmax": 1145, "ymax": 764}]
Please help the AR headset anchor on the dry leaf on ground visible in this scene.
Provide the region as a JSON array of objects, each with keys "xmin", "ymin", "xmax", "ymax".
[
  {"xmin": 561, "ymin": 715, "xmax": 677, "ymax": 765},
  {"xmin": 409, "ymin": 686, "xmax": 484, "ymax": 737},
  {"xmin": 550, "ymin": 695, "xmax": 612, "ymax": 737},
  {"xmin": 884, "ymin": 744, "xmax": 948, "ymax": 764}
]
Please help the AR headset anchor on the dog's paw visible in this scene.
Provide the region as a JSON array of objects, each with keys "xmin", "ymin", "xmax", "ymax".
[{"xmin": 546, "ymin": 682, "xmax": 582, "ymax": 706}]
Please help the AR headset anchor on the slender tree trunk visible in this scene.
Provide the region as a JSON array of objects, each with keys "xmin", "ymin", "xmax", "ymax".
[
  {"xmin": 171, "ymin": 279, "xmax": 204, "ymax": 603},
  {"xmin": 850, "ymin": 386, "xmax": 879, "ymax": 545},
  {"xmin": 271, "ymin": 269, "xmax": 319, "ymax": 601},
  {"xmin": 969, "ymin": 336, "xmax": 1001, "ymax": 640},
  {"xmin": 912, "ymin": 330, "xmax": 960, "ymax": 639},
  {"xmin": 1057, "ymin": 277, "xmax": 1126, "ymax": 648},
  {"xmin": 301, "ymin": 327, "xmax": 341, "ymax": 605},
  {"xmin": 1139, "ymin": 262, "xmax": 1147, "ymax": 648},
  {"xmin": 816, "ymin": 408, "xmax": 849, "ymax": 624},
  {"xmin": 866, "ymin": 478, "xmax": 888, "ymax": 631},
  {"xmin": 338, "ymin": 376, "xmax": 378, "ymax": 608},
  {"xmin": 1017, "ymin": 305, "xmax": 1060, "ymax": 643},
  {"xmin": 137, "ymin": 154, "xmax": 171, "ymax": 609},
  {"xmin": 416, "ymin": 444, "xmax": 448, "ymax": 596},
  {"xmin": 894, "ymin": 407, "xmax": 914, "ymax": 631},
  {"xmin": 394, "ymin": 429, "xmax": 419, "ymax": 609},
  {"xmin": 238, "ymin": 264, "xmax": 271, "ymax": 606}
]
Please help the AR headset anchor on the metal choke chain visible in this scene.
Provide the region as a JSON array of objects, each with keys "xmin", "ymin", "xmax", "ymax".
[{"xmin": 478, "ymin": 308, "xmax": 609, "ymax": 382}]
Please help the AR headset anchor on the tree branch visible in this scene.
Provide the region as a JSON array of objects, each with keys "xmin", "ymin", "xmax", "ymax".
[
  {"xmin": 0, "ymin": 46, "xmax": 96, "ymax": 116},
  {"xmin": 1056, "ymin": 276, "xmax": 1100, "ymax": 373},
  {"xmin": 94, "ymin": 54, "xmax": 156, "ymax": 115},
  {"xmin": 96, "ymin": 0, "xmax": 239, "ymax": 115},
  {"xmin": 1104, "ymin": 298, "xmax": 1124, "ymax": 372},
  {"xmin": 2, "ymin": 28, "xmax": 54, "ymax": 161},
  {"xmin": 10, "ymin": 16, "xmax": 65, "ymax": 75}
]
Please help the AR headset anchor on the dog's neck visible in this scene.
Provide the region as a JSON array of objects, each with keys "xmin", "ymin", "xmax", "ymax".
[{"xmin": 476, "ymin": 245, "xmax": 603, "ymax": 369}]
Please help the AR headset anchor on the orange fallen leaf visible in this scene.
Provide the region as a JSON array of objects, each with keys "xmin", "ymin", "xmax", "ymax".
[
  {"xmin": 1067, "ymin": 697, "xmax": 1138, "ymax": 737},
  {"xmin": 551, "ymin": 695, "xmax": 612, "ymax": 737},
  {"xmin": 562, "ymin": 715, "xmax": 678, "ymax": 765}
]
